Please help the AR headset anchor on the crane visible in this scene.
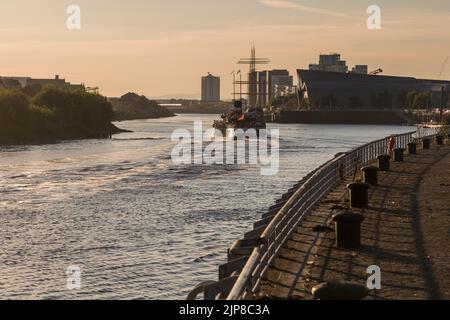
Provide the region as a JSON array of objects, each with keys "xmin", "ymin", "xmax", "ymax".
[
  {"xmin": 438, "ymin": 56, "xmax": 449, "ymax": 79},
  {"xmin": 369, "ymin": 68, "xmax": 383, "ymax": 75}
]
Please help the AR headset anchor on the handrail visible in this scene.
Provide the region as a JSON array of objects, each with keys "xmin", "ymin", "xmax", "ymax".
[{"xmin": 226, "ymin": 129, "xmax": 438, "ymax": 300}]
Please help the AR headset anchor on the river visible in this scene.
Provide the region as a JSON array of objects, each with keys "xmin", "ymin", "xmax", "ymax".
[{"xmin": 0, "ymin": 114, "xmax": 415, "ymax": 299}]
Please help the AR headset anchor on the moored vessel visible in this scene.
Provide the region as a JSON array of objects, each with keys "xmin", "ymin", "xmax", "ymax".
[{"xmin": 213, "ymin": 100, "xmax": 266, "ymax": 138}]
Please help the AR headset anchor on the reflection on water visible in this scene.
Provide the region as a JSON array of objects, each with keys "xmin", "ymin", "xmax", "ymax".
[{"xmin": 0, "ymin": 114, "xmax": 415, "ymax": 299}]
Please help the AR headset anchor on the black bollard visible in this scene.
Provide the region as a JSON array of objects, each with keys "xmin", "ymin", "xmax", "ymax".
[
  {"xmin": 377, "ymin": 154, "xmax": 391, "ymax": 171},
  {"xmin": 393, "ymin": 148, "xmax": 405, "ymax": 162},
  {"xmin": 332, "ymin": 212, "xmax": 365, "ymax": 248},
  {"xmin": 436, "ymin": 135, "xmax": 444, "ymax": 146},
  {"xmin": 422, "ymin": 138, "xmax": 431, "ymax": 149},
  {"xmin": 408, "ymin": 142, "xmax": 417, "ymax": 155},
  {"xmin": 361, "ymin": 166, "xmax": 379, "ymax": 185},
  {"xmin": 347, "ymin": 182, "xmax": 371, "ymax": 208}
]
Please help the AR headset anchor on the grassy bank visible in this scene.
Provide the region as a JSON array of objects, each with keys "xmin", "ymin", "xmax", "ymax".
[
  {"xmin": 110, "ymin": 92, "xmax": 175, "ymax": 121},
  {"xmin": 0, "ymin": 86, "xmax": 128, "ymax": 146}
]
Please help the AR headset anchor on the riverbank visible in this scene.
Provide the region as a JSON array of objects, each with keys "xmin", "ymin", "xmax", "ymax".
[
  {"xmin": 276, "ymin": 110, "xmax": 415, "ymax": 125},
  {"xmin": 260, "ymin": 142, "xmax": 450, "ymax": 299},
  {"xmin": 110, "ymin": 93, "xmax": 175, "ymax": 121},
  {"xmin": 0, "ymin": 122, "xmax": 129, "ymax": 146},
  {"xmin": 0, "ymin": 87, "xmax": 133, "ymax": 146}
]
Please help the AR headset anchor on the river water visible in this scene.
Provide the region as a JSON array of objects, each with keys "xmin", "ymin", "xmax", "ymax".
[{"xmin": 0, "ymin": 114, "xmax": 415, "ymax": 299}]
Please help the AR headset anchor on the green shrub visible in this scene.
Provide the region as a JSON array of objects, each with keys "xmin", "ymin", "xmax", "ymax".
[
  {"xmin": 21, "ymin": 84, "xmax": 43, "ymax": 98},
  {"xmin": 0, "ymin": 89, "xmax": 31, "ymax": 125},
  {"xmin": 33, "ymin": 86, "xmax": 113, "ymax": 127},
  {"xmin": 0, "ymin": 86, "xmax": 114, "ymax": 137}
]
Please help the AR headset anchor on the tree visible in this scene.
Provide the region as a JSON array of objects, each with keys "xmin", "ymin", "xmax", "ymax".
[
  {"xmin": 406, "ymin": 91, "xmax": 418, "ymax": 109},
  {"xmin": 272, "ymin": 93, "xmax": 298, "ymax": 109},
  {"xmin": 33, "ymin": 86, "xmax": 113, "ymax": 127},
  {"xmin": 21, "ymin": 84, "xmax": 43, "ymax": 97},
  {"xmin": 0, "ymin": 89, "xmax": 31, "ymax": 125},
  {"xmin": 412, "ymin": 92, "xmax": 432, "ymax": 109},
  {"xmin": 300, "ymin": 97, "xmax": 311, "ymax": 110},
  {"xmin": 1, "ymin": 85, "xmax": 119, "ymax": 144}
]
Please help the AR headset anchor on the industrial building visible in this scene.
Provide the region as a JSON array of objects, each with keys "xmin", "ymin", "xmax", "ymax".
[
  {"xmin": 0, "ymin": 75, "xmax": 84, "ymax": 90},
  {"xmin": 297, "ymin": 69, "xmax": 450, "ymax": 110},
  {"xmin": 309, "ymin": 53, "xmax": 371, "ymax": 75},
  {"xmin": 201, "ymin": 73, "xmax": 221, "ymax": 102},
  {"xmin": 296, "ymin": 52, "xmax": 450, "ymax": 110},
  {"xmin": 0, "ymin": 78, "xmax": 22, "ymax": 89},
  {"xmin": 257, "ymin": 69, "xmax": 294, "ymax": 107},
  {"xmin": 309, "ymin": 53, "xmax": 350, "ymax": 74},
  {"xmin": 236, "ymin": 46, "xmax": 293, "ymax": 108}
]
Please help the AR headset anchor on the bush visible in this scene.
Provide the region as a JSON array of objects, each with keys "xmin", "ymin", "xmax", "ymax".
[
  {"xmin": 0, "ymin": 86, "xmax": 114, "ymax": 140},
  {"xmin": 33, "ymin": 86, "xmax": 113, "ymax": 127},
  {"xmin": 0, "ymin": 89, "xmax": 31, "ymax": 125},
  {"xmin": 21, "ymin": 84, "xmax": 43, "ymax": 97},
  {"xmin": 28, "ymin": 105, "xmax": 56, "ymax": 131}
]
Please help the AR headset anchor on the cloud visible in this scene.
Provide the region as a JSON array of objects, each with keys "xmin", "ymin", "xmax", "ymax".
[{"xmin": 260, "ymin": 0, "xmax": 350, "ymax": 18}]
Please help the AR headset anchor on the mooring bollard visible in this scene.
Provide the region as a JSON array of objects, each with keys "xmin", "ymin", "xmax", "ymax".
[
  {"xmin": 377, "ymin": 154, "xmax": 391, "ymax": 171},
  {"xmin": 312, "ymin": 281, "xmax": 369, "ymax": 300},
  {"xmin": 361, "ymin": 166, "xmax": 379, "ymax": 185},
  {"xmin": 408, "ymin": 142, "xmax": 417, "ymax": 155},
  {"xmin": 332, "ymin": 212, "xmax": 365, "ymax": 248},
  {"xmin": 393, "ymin": 148, "xmax": 405, "ymax": 162},
  {"xmin": 422, "ymin": 138, "xmax": 431, "ymax": 150},
  {"xmin": 347, "ymin": 182, "xmax": 370, "ymax": 208},
  {"xmin": 436, "ymin": 135, "xmax": 444, "ymax": 146}
]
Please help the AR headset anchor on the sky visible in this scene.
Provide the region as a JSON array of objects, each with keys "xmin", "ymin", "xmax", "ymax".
[{"xmin": 1, "ymin": 0, "xmax": 450, "ymax": 99}]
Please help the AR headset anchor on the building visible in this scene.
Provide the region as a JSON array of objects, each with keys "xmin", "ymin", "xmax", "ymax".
[
  {"xmin": 309, "ymin": 53, "xmax": 349, "ymax": 73},
  {"xmin": 297, "ymin": 69, "xmax": 450, "ymax": 110},
  {"xmin": 248, "ymin": 71, "xmax": 258, "ymax": 107},
  {"xmin": 308, "ymin": 53, "xmax": 370, "ymax": 75},
  {"xmin": 257, "ymin": 69, "xmax": 294, "ymax": 107},
  {"xmin": 258, "ymin": 71, "xmax": 269, "ymax": 107},
  {"xmin": 0, "ymin": 75, "xmax": 84, "ymax": 90},
  {"xmin": 351, "ymin": 65, "xmax": 368, "ymax": 75},
  {"xmin": 0, "ymin": 78, "xmax": 22, "ymax": 89},
  {"xmin": 201, "ymin": 73, "xmax": 220, "ymax": 102},
  {"xmin": 269, "ymin": 70, "xmax": 294, "ymax": 100}
]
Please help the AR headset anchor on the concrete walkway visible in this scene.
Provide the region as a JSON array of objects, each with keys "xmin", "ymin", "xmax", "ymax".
[{"xmin": 259, "ymin": 144, "xmax": 450, "ymax": 300}]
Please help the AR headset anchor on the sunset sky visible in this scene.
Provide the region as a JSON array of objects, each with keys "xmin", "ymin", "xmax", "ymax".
[{"xmin": 1, "ymin": 0, "xmax": 449, "ymax": 99}]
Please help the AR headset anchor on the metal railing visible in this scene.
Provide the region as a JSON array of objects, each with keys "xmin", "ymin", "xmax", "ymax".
[{"xmin": 226, "ymin": 129, "xmax": 439, "ymax": 300}]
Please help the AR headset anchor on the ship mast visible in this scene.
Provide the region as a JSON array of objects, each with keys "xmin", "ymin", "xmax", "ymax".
[{"xmin": 236, "ymin": 44, "xmax": 270, "ymax": 109}]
